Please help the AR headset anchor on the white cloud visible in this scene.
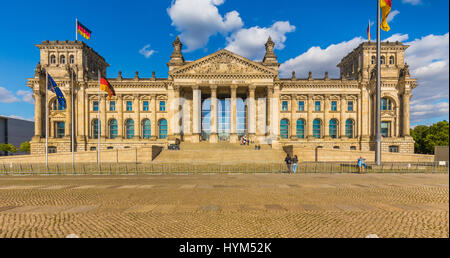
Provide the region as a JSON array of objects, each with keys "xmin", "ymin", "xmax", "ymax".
[
  {"xmin": 167, "ymin": 0, "xmax": 243, "ymax": 52},
  {"xmin": 402, "ymin": 0, "xmax": 422, "ymax": 5},
  {"xmin": 0, "ymin": 86, "xmax": 19, "ymax": 103},
  {"xmin": 139, "ymin": 44, "xmax": 156, "ymax": 58},
  {"xmin": 279, "ymin": 37, "xmax": 365, "ymax": 78},
  {"xmin": 16, "ymin": 90, "xmax": 34, "ymax": 104},
  {"xmin": 386, "ymin": 10, "xmax": 400, "ymax": 23},
  {"xmin": 405, "ymin": 33, "xmax": 449, "ymax": 124},
  {"xmin": 225, "ymin": 21, "xmax": 296, "ymax": 60},
  {"xmin": 383, "ymin": 33, "xmax": 409, "ymax": 42}
]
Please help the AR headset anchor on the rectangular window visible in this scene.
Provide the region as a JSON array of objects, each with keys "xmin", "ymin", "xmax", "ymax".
[
  {"xmin": 159, "ymin": 101, "xmax": 166, "ymax": 111},
  {"xmin": 143, "ymin": 101, "xmax": 149, "ymax": 111},
  {"xmin": 126, "ymin": 101, "xmax": 132, "ymax": 111},
  {"xmin": 282, "ymin": 101, "xmax": 288, "ymax": 111},
  {"xmin": 331, "ymin": 101, "xmax": 337, "ymax": 111},
  {"xmin": 56, "ymin": 122, "xmax": 65, "ymax": 138},
  {"xmin": 110, "ymin": 101, "xmax": 115, "ymax": 111},
  {"xmin": 298, "ymin": 101, "xmax": 304, "ymax": 111},
  {"xmin": 93, "ymin": 101, "xmax": 99, "ymax": 111},
  {"xmin": 381, "ymin": 121, "xmax": 390, "ymax": 137},
  {"xmin": 315, "ymin": 101, "xmax": 321, "ymax": 111},
  {"xmin": 348, "ymin": 101, "xmax": 354, "ymax": 111},
  {"xmin": 389, "ymin": 146, "xmax": 399, "ymax": 153}
]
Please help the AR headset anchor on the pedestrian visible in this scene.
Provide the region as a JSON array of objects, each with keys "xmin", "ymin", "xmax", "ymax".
[
  {"xmin": 285, "ymin": 154, "xmax": 292, "ymax": 174},
  {"xmin": 357, "ymin": 156, "xmax": 367, "ymax": 173},
  {"xmin": 292, "ymin": 155, "xmax": 298, "ymax": 174}
]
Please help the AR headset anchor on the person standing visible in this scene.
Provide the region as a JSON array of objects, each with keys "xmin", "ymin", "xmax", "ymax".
[
  {"xmin": 292, "ymin": 155, "xmax": 298, "ymax": 174},
  {"xmin": 285, "ymin": 154, "xmax": 292, "ymax": 174}
]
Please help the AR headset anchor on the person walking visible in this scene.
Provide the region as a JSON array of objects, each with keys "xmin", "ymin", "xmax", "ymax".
[
  {"xmin": 285, "ymin": 154, "xmax": 292, "ymax": 174},
  {"xmin": 357, "ymin": 156, "xmax": 367, "ymax": 173},
  {"xmin": 292, "ymin": 155, "xmax": 298, "ymax": 174}
]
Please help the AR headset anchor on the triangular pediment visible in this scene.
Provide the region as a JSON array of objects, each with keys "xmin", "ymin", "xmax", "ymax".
[{"xmin": 170, "ymin": 49, "xmax": 277, "ymax": 77}]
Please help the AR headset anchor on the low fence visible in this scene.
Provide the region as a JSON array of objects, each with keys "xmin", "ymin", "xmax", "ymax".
[{"xmin": 0, "ymin": 161, "xmax": 448, "ymax": 175}]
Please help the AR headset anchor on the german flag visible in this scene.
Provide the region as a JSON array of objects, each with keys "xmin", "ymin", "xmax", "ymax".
[
  {"xmin": 77, "ymin": 21, "xmax": 91, "ymax": 40},
  {"xmin": 100, "ymin": 77, "xmax": 116, "ymax": 100},
  {"xmin": 381, "ymin": 0, "xmax": 392, "ymax": 32}
]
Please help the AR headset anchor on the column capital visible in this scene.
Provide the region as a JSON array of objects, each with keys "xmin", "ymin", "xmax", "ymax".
[
  {"xmin": 248, "ymin": 85, "xmax": 256, "ymax": 91},
  {"xmin": 192, "ymin": 85, "xmax": 200, "ymax": 90},
  {"xmin": 230, "ymin": 85, "xmax": 238, "ymax": 90},
  {"xmin": 210, "ymin": 85, "xmax": 217, "ymax": 90}
]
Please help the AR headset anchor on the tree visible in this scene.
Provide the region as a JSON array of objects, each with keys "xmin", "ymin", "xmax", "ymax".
[
  {"xmin": 411, "ymin": 120, "xmax": 449, "ymax": 154},
  {"xmin": 19, "ymin": 141, "xmax": 31, "ymax": 153},
  {"xmin": 0, "ymin": 144, "xmax": 17, "ymax": 155}
]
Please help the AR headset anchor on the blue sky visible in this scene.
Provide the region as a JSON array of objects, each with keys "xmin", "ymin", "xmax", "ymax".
[{"xmin": 0, "ymin": 0, "xmax": 448, "ymax": 126}]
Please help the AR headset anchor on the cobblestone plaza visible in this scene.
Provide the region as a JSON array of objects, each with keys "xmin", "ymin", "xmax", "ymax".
[{"xmin": 0, "ymin": 173, "xmax": 447, "ymax": 238}]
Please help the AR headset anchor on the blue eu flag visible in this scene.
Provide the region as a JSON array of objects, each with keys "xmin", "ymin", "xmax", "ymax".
[{"xmin": 47, "ymin": 73, "xmax": 66, "ymax": 109}]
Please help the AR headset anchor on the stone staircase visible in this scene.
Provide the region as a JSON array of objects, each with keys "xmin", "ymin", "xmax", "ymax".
[{"xmin": 153, "ymin": 142, "xmax": 286, "ymax": 164}]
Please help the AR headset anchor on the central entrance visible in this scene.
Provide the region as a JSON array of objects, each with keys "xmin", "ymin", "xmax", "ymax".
[{"xmin": 201, "ymin": 94, "xmax": 247, "ymax": 142}]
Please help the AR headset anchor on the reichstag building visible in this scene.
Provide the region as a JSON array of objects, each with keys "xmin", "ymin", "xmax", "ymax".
[{"xmin": 27, "ymin": 37, "xmax": 416, "ymax": 154}]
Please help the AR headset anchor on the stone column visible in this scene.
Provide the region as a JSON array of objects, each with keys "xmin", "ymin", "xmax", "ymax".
[
  {"xmin": 395, "ymin": 105, "xmax": 400, "ymax": 137},
  {"xmin": 324, "ymin": 95, "xmax": 330, "ymax": 139},
  {"xmin": 100, "ymin": 94, "xmax": 106, "ymax": 139},
  {"xmin": 290, "ymin": 94, "xmax": 297, "ymax": 140},
  {"xmin": 230, "ymin": 85, "xmax": 238, "ymax": 143},
  {"xmin": 210, "ymin": 85, "xmax": 218, "ymax": 143},
  {"xmin": 65, "ymin": 89, "xmax": 72, "ymax": 138},
  {"xmin": 192, "ymin": 86, "xmax": 201, "ymax": 142},
  {"xmin": 271, "ymin": 85, "xmax": 280, "ymax": 140},
  {"xmin": 402, "ymin": 92, "xmax": 411, "ymax": 136},
  {"xmin": 340, "ymin": 95, "xmax": 347, "ymax": 139},
  {"xmin": 266, "ymin": 86, "xmax": 273, "ymax": 135},
  {"xmin": 84, "ymin": 93, "xmax": 89, "ymax": 139},
  {"xmin": 172, "ymin": 86, "xmax": 180, "ymax": 137},
  {"xmin": 118, "ymin": 94, "xmax": 124, "ymax": 138},
  {"xmin": 361, "ymin": 87, "xmax": 370, "ymax": 139},
  {"xmin": 150, "ymin": 94, "xmax": 156, "ymax": 139},
  {"xmin": 33, "ymin": 91, "xmax": 43, "ymax": 137},
  {"xmin": 307, "ymin": 94, "xmax": 314, "ymax": 139},
  {"xmin": 77, "ymin": 84, "xmax": 85, "ymax": 139},
  {"xmin": 134, "ymin": 94, "xmax": 140, "ymax": 139},
  {"xmin": 248, "ymin": 85, "xmax": 256, "ymax": 138},
  {"xmin": 357, "ymin": 94, "xmax": 362, "ymax": 138}
]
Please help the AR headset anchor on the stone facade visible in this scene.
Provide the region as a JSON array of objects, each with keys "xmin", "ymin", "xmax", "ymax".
[{"xmin": 27, "ymin": 38, "xmax": 417, "ymax": 154}]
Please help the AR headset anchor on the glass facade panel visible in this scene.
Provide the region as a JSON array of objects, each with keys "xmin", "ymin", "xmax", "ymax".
[
  {"xmin": 143, "ymin": 101, "xmax": 149, "ymax": 111},
  {"xmin": 331, "ymin": 101, "xmax": 337, "ymax": 111},
  {"xmin": 236, "ymin": 98, "xmax": 246, "ymax": 137},
  {"xmin": 142, "ymin": 119, "xmax": 151, "ymax": 139},
  {"xmin": 345, "ymin": 119, "xmax": 354, "ymax": 138},
  {"xmin": 201, "ymin": 98, "xmax": 211, "ymax": 140},
  {"xmin": 159, "ymin": 119, "xmax": 167, "ymax": 139},
  {"xmin": 126, "ymin": 119, "xmax": 134, "ymax": 139},
  {"xmin": 313, "ymin": 119, "xmax": 321, "ymax": 138},
  {"xmin": 280, "ymin": 119, "xmax": 289, "ymax": 139},
  {"xmin": 126, "ymin": 101, "xmax": 132, "ymax": 111},
  {"xmin": 298, "ymin": 101, "xmax": 304, "ymax": 111},
  {"xmin": 315, "ymin": 101, "xmax": 321, "ymax": 111},
  {"xmin": 329, "ymin": 119, "xmax": 337, "ymax": 138},
  {"xmin": 109, "ymin": 119, "xmax": 118, "ymax": 139},
  {"xmin": 217, "ymin": 98, "xmax": 230, "ymax": 141},
  {"xmin": 296, "ymin": 119, "xmax": 305, "ymax": 138},
  {"xmin": 56, "ymin": 122, "xmax": 65, "ymax": 138}
]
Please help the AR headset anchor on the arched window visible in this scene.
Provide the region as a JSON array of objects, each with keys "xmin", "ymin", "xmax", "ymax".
[
  {"xmin": 296, "ymin": 119, "xmax": 305, "ymax": 139},
  {"xmin": 52, "ymin": 99, "xmax": 65, "ymax": 110},
  {"xmin": 60, "ymin": 55, "xmax": 65, "ymax": 64},
  {"xmin": 142, "ymin": 119, "xmax": 151, "ymax": 139},
  {"xmin": 50, "ymin": 55, "xmax": 56, "ymax": 64},
  {"xmin": 159, "ymin": 119, "xmax": 167, "ymax": 139},
  {"xmin": 126, "ymin": 119, "xmax": 134, "ymax": 139},
  {"xmin": 345, "ymin": 119, "xmax": 354, "ymax": 138},
  {"xmin": 313, "ymin": 119, "xmax": 321, "ymax": 138},
  {"xmin": 280, "ymin": 119, "xmax": 289, "ymax": 139},
  {"xmin": 371, "ymin": 56, "xmax": 376, "ymax": 65},
  {"xmin": 381, "ymin": 97, "xmax": 393, "ymax": 110},
  {"xmin": 69, "ymin": 55, "xmax": 75, "ymax": 64},
  {"xmin": 389, "ymin": 56, "xmax": 395, "ymax": 65},
  {"xmin": 380, "ymin": 56, "xmax": 386, "ymax": 64},
  {"xmin": 92, "ymin": 119, "xmax": 100, "ymax": 139},
  {"xmin": 329, "ymin": 119, "xmax": 338, "ymax": 138},
  {"xmin": 109, "ymin": 119, "xmax": 118, "ymax": 139}
]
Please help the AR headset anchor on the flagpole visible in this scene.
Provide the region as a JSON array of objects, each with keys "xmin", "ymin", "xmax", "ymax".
[
  {"xmin": 45, "ymin": 71, "xmax": 49, "ymax": 169},
  {"xmin": 75, "ymin": 18, "xmax": 78, "ymax": 41},
  {"xmin": 98, "ymin": 69, "xmax": 101, "ymax": 168},
  {"xmin": 71, "ymin": 68, "xmax": 74, "ymax": 170},
  {"xmin": 375, "ymin": 0, "xmax": 382, "ymax": 165}
]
